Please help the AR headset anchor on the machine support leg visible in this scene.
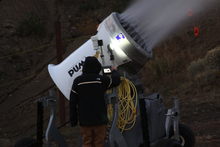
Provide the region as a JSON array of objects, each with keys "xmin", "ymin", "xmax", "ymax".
[
  {"xmin": 139, "ymin": 99, "xmax": 150, "ymax": 147},
  {"xmin": 37, "ymin": 101, "xmax": 44, "ymax": 147},
  {"xmin": 173, "ymin": 97, "xmax": 180, "ymax": 141},
  {"xmin": 45, "ymin": 90, "xmax": 68, "ymax": 147}
]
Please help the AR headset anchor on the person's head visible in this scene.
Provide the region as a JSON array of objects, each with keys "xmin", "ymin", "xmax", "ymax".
[{"xmin": 82, "ymin": 56, "xmax": 101, "ymax": 74}]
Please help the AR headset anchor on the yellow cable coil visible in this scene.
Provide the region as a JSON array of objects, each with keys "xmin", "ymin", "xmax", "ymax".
[{"xmin": 117, "ymin": 77, "xmax": 138, "ymax": 132}]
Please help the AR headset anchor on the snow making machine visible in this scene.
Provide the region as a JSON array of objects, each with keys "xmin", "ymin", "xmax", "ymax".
[{"xmin": 48, "ymin": 12, "xmax": 195, "ymax": 147}]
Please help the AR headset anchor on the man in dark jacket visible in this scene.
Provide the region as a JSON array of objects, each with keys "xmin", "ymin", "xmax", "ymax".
[{"xmin": 69, "ymin": 56, "xmax": 121, "ymax": 147}]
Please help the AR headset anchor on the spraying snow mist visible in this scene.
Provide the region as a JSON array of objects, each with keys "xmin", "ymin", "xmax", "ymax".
[{"xmin": 119, "ymin": 0, "xmax": 213, "ymax": 52}]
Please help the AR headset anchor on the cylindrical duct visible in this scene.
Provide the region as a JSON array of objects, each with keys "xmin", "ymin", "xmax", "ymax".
[{"xmin": 48, "ymin": 12, "xmax": 152, "ymax": 100}]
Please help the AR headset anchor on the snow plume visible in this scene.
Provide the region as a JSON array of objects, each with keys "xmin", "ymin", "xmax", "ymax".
[{"xmin": 120, "ymin": 0, "xmax": 214, "ymax": 52}]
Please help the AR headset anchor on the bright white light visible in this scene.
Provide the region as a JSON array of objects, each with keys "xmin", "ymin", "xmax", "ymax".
[
  {"xmin": 110, "ymin": 39, "xmax": 128, "ymax": 58},
  {"xmin": 109, "ymin": 43, "xmax": 115, "ymax": 51}
]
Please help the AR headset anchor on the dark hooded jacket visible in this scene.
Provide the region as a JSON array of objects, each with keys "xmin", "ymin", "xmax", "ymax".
[{"xmin": 69, "ymin": 56, "xmax": 120, "ymax": 126}]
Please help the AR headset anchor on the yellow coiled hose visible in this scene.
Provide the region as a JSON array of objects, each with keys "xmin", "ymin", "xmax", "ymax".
[{"xmin": 107, "ymin": 77, "xmax": 138, "ymax": 133}]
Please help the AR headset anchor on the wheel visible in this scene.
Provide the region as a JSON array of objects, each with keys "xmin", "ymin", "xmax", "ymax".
[{"xmin": 169, "ymin": 124, "xmax": 195, "ymax": 147}]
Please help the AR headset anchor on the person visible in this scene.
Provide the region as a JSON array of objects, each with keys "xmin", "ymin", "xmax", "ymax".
[{"xmin": 69, "ymin": 56, "xmax": 121, "ymax": 147}]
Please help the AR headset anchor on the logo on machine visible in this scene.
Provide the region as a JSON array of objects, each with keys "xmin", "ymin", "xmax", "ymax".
[
  {"xmin": 68, "ymin": 60, "xmax": 84, "ymax": 77},
  {"xmin": 116, "ymin": 33, "xmax": 125, "ymax": 40}
]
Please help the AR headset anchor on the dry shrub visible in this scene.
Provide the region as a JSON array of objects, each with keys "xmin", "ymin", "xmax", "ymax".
[
  {"xmin": 187, "ymin": 46, "xmax": 220, "ymax": 86},
  {"xmin": 146, "ymin": 57, "xmax": 169, "ymax": 79},
  {"xmin": 144, "ymin": 48, "xmax": 184, "ymax": 79},
  {"xmin": 16, "ymin": 13, "xmax": 46, "ymax": 37},
  {"xmin": 141, "ymin": 49, "xmax": 187, "ymax": 94},
  {"xmin": 194, "ymin": 69, "xmax": 220, "ymax": 86},
  {"xmin": 187, "ymin": 58, "xmax": 206, "ymax": 77},
  {"xmin": 205, "ymin": 46, "xmax": 220, "ymax": 70}
]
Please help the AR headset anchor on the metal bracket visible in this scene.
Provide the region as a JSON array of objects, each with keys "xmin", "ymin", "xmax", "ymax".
[
  {"xmin": 109, "ymin": 102, "xmax": 128, "ymax": 147},
  {"xmin": 106, "ymin": 89, "xmax": 128, "ymax": 147},
  {"xmin": 44, "ymin": 90, "xmax": 68, "ymax": 147},
  {"xmin": 165, "ymin": 97, "xmax": 180, "ymax": 141}
]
